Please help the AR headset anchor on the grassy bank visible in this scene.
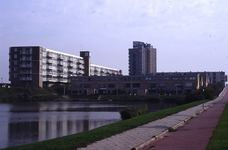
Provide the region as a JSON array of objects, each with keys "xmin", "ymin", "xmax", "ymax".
[
  {"xmin": 0, "ymin": 87, "xmax": 58, "ymax": 103},
  {"xmin": 207, "ymin": 103, "xmax": 228, "ymax": 150},
  {"xmin": 2, "ymin": 99, "xmax": 209, "ymax": 150}
]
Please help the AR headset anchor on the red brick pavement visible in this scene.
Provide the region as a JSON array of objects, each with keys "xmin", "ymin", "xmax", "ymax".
[{"xmin": 142, "ymin": 91, "xmax": 228, "ymax": 150}]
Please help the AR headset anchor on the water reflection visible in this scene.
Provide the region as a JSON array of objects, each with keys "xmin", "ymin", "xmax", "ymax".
[{"xmin": 0, "ymin": 101, "xmax": 176, "ymax": 148}]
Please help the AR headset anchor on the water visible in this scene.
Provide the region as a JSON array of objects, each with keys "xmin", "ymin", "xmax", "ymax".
[{"xmin": 0, "ymin": 101, "xmax": 176, "ymax": 149}]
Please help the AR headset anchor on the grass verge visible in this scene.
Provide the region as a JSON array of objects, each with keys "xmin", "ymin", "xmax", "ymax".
[
  {"xmin": 2, "ymin": 100, "xmax": 209, "ymax": 150},
  {"xmin": 207, "ymin": 102, "xmax": 228, "ymax": 150}
]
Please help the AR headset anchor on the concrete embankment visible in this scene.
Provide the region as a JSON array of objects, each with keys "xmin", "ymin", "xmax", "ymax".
[{"xmin": 78, "ymin": 87, "xmax": 227, "ymax": 150}]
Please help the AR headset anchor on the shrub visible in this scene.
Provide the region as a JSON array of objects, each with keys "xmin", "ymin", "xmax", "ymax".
[{"xmin": 119, "ymin": 108, "xmax": 149, "ymax": 120}]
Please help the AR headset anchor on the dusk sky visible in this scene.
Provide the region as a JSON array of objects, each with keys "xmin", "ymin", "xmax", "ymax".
[{"xmin": 0, "ymin": 0, "xmax": 227, "ymax": 83}]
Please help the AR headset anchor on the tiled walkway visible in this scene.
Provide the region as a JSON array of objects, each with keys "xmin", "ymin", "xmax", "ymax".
[{"xmin": 78, "ymin": 87, "xmax": 227, "ymax": 150}]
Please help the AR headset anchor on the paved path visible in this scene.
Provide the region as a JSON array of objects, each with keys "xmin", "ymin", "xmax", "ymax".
[
  {"xmin": 78, "ymin": 87, "xmax": 227, "ymax": 150},
  {"xmin": 143, "ymin": 87, "xmax": 228, "ymax": 150}
]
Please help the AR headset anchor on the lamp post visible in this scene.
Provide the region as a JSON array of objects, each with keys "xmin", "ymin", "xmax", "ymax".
[{"xmin": 202, "ymin": 89, "xmax": 204, "ymax": 110}]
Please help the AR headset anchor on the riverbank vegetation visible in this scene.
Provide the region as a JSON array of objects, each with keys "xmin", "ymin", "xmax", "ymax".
[
  {"xmin": 119, "ymin": 108, "xmax": 149, "ymax": 120},
  {"xmin": 0, "ymin": 87, "xmax": 58, "ymax": 103},
  {"xmin": 2, "ymin": 99, "xmax": 210, "ymax": 150},
  {"xmin": 207, "ymin": 103, "xmax": 228, "ymax": 150}
]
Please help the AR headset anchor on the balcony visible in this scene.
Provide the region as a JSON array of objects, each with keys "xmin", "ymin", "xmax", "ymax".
[
  {"xmin": 77, "ymin": 70, "xmax": 84, "ymax": 75},
  {"xmin": 60, "ymin": 79, "xmax": 68, "ymax": 83},
  {"xmin": 77, "ymin": 59, "xmax": 84, "ymax": 64},
  {"xmin": 58, "ymin": 73, "xmax": 63, "ymax": 77},
  {"xmin": 68, "ymin": 63, "xmax": 74, "ymax": 67},
  {"xmin": 58, "ymin": 67, "xmax": 63, "ymax": 71},
  {"xmin": 58, "ymin": 62, "xmax": 63, "ymax": 66},
  {"xmin": 62, "ymin": 56, "xmax": 67, "ymax": 61},
  {"xmin": 68, "ymin": 69, "xmax": 73, "ymax": 73},
  {"xmin": 52, "ymin": 73, "xmax": 57, "ymax": 77},
  {"xmin": 20, "ymin": 64, "xmax": 32, "ymax": 68},
  {"xmin": 20, "ymin": 50, "xmax": 32, "ymax": 55},
  {"xmin": 20, "ymin": 77, "xmax": 32, "ymax": 81},
  {"xmin": 46, "ymin": 65, "xmax": 54, "ymax": 70},
  {"xmin": 47, "ymin": 59, "xmax": 57, "ymax": 65},
  {"xmin": 47, "ymin": 52, "xmax": 54, "ymax": 58},
  {"xmin": 63, "ymin": 74, "xmax": 68, "ymax": 78},
  {"xmin": 77, "ymin": 65, "xmax": 84, "ymax": 69},
  {"xmin": 46, "ymin": 78, "xmax": 56, "ymax": 82},
  {"xmin": 46, "ymin": 71, "xmax": 53, "ymax": 75},
  {"xmin": 58, "ymin": 55, "xmax": 64, "ymax": 60},
  {"xmin": 68, "ymin": 57, "xmax": 73, "ymax": 62}
]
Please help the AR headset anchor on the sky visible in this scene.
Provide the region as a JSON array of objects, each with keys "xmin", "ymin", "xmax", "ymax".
[{"xmin": 0, "ymin": 0, "xmax": 228, "ymax": 83}]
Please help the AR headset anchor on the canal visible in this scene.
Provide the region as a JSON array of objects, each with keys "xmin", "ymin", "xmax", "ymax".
[{"xmin": 0, "ymin": 100, "xmax": 176, "ymax": 149}]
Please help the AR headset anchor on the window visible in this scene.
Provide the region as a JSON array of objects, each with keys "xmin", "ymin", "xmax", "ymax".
[
  {"xmin": 14, "ymin": 54, "xmax": 17, "ymax": 58},
  {"xmin": 185, "ymin": 83, "xmax": 192, "ymax": 87},
  {"xmin": 14, "ymin": 61, "xmax": 17, "ymax": 65},
  {"xmin": 189, "ymin": 77, "xmax": 196, "ymax": 80},
  {"xmin": 121, "ymin": 77, "xmax": 127, "ymax": 81},
  {"xmin": 146, "ymin": 77, "xmax": 151, "ymax": 80},
  {"xmin": 172, "ymin": 77, "xmax": 178, "ymax": 80},
  {"xmin": 153, "ymin": 77, "xmax": 156, "ymax": 81},
  {"xmin": 14, "ymin": 67, "xmax": 17, "ymax": 71},
  {"xmin": 133, "ymin": 83, "xmax": 140, "ymax": 88},
  {"xmin": 158, "ymin": 83, "xmax": 166, "ymax": 87},
  {"xmin": 14, "ymin": 74, "xmax": 17, "ymax": 78},
  {"xmin": 163, "ymin": 77, "xmax": 169, "ymax": 80},
  {"xmin": 14, "ymin": 48, "xmax": 17, "ymax": 52},
  {"xmin": 99, "ymin": 83, "xmax": 106, "ymax": 88},
  {"xmin": 88, "ymin": 77, "xmax": 94, "ymax": 81},
  {"xmin": 123, "ymin": 83, "xmax": 131, "ymax": 88},
  {"xmin": 175, "ymin": 83, "xmax": 183, "ymax": 87},
  {"xmin": 75, "ymin": 83, "xmax": 82, "ymax": 88},
  {"xmin": 84, "ymin": 84, "xmax": 91, "ymax": 88},
  {"xmin": 148, "ymin": 83, "xmax": 156, "ymax": 88},
  {"xmin": 137, "ymin": 77, "xmax": 144, "ymax": 81},
  {"xmin": 108, "ymin": 83, "xmax": 115, "ymax": 88},
  {"xmin": 111, "ymin": 77, "xmax": 118, "ymax": 81}
]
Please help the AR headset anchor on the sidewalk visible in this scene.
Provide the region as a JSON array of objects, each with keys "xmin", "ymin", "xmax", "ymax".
[
  {"xmin": 143, "ymin": 87, "xmax": 228, "ymax": 150},
  {"xmin": 78, "ymin": 87, "xmax": 227, "ymax": 150}
]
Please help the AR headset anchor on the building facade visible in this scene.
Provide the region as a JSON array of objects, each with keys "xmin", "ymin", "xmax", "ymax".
[
  {"xmin": 9, "ymin": 46, "xmax": 121, "ymax": 87},
  {"xmin": 128, "ymin": 41, "xmax": 156, "ymax": 75},
  {"xmin": 70, "ymin": 72, "xmax": 209, "ymax": 95}
]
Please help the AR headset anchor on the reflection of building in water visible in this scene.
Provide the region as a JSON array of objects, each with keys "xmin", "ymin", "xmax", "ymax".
[
  {"xmin": 0, "ymin": 119, "xmax": 9, "ymax": 148},
  {"xmin": 7, "ymin": 107, "xmax": 120, "ymax": 147},
  {"xmin": 37, "ymin": 114, "xmax": 118, "ymax": 141},
  {"xmin": 8, "ymin": 122, "xmax": 38, "ymax": 147}
]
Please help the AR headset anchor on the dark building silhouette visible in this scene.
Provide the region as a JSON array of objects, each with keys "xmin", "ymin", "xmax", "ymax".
[{"xmin": 128, "ymin": 41, "xmax": 156, "ymax": 75}]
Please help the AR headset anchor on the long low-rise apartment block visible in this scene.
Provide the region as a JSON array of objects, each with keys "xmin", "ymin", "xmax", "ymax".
[
  {"xmin": 70, "ymin": 71, "xmax": 227, "ymax": 95},
  {"xmin": 9, "ymin": 46, "xmax": 121, "ymax": 87},
  {"xmin": 70, "ymin": 72, "xmax": 211, "ymax": 95}
]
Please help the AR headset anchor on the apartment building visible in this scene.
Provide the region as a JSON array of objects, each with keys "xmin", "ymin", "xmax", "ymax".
[
  {"xmin": 9, "ymin": 46, "xmax": 121, "ymax": 87},
  {"xmin": 70, "ymin": 72, "xmax": 209, "ymax": 95},
  {"xmin": 128, "ymin": 41, "xmax": 156, "ymax": 75}
]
